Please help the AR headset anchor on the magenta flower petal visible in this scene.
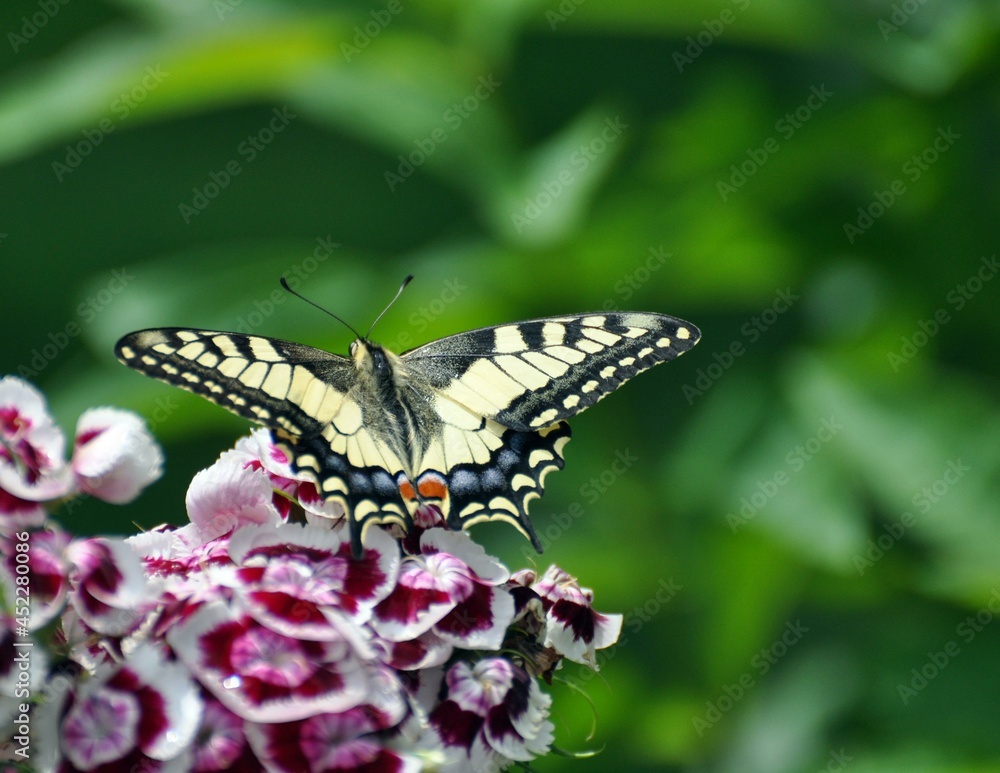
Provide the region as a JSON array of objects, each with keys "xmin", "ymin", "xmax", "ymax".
[
  {"xmin": 248, "ymin": 712, "xmax": 420, "ymax": 773},
  {"xmin": 190, "ymin": 695, "xmax": 262, "ymax": 772},
  {"xmin": 370, "ymin": 554, "xmax": 471, "ymax": 642},
  {"xmin": 418, "ymin": 528, "xmax": 509, "ymax": 584},
  {"xmin": 434, "ymin": 582, "xmax": 515, "ymax": 650},
  {"xmin": 168, "ymin": 600, "xmax": 386, "ymax": 723},
  {"xmin": 39, "ymin": 642, "xmax": 201, "ymax": 771},
  {"xmin": 0, "ymin": 526, "xmax": 71, "ymax": 630},
  {"xmin": 67, "ymin": 537, "xmax": 156, "ymax": 636},
  {"xmin": 0, "ymin": 377, "xmax": 72, "ymax": 502},
  {"xmin": 376, "ymin": 629, "xmax": 453, "ymax": 671},
  {"xmin": 230, "ymin": 522, "xmax": 399, "ymax": 636},
  {"xmin": 430, "ymin": 658, "xmax": 554, "ymax": 765},
  {"xmin": 530, "ymin": 565, "xmax": 622, "ymax": 667},
  {"xmin": 0, "ymin": 486, "xmax": 46, "ymax": 532}
]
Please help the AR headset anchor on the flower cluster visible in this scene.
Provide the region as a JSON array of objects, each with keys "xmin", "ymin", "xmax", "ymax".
[{"xmin": 1, "ymin": 377, "xmax": 623, "ymax": 771}]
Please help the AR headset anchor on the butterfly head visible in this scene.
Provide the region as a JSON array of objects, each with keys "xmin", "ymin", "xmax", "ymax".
[{"xmin": 349, "ymin": 339, "xmax": 399, "ymax": 381}]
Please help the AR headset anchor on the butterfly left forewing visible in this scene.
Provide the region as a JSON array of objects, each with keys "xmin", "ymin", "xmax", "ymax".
[
  {"xmin": 116, "ymin": 328, "xmax": 408, "ymax": 553},
  {"xmin": 115, "ymin": 328, "xmax": 354, "ymax": 437}
]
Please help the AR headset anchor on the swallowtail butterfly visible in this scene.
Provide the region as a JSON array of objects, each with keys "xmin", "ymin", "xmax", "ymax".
[{"xmin": 115, "ymin": 289, "xmax": 699, "ymax": 557}]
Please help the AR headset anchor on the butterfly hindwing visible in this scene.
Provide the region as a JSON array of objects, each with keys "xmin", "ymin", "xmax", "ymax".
[
  {"xmin": 436, "ymin": 420, "xmax": 572, "ymax": 549},
  {"xmin": 402, "ymin": 312, "xmax": 701, "ymax": 431},
  {"xmin": 275, "ymin": 423, "xmax": 411, "ymax": 556}
]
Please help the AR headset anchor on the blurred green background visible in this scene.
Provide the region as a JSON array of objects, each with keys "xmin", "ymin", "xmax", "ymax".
[{"xmin": 3, "ymin": 0, "xmax": 1000, "ymax": 770}]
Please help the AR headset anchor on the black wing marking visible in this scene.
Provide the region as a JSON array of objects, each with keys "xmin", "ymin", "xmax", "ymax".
[
  {"xmin": 115, "ymin": 328, "xmax": 354, "ymax": 438},
  {"xmin": 275, "ymin": 424, "xmax": 410, "ymax": 558},
  {"xmin": 402, "ymin": 312, "xmax": 701, "ymax": 432},
  {"xmin": 436, "ymin": 421, "xmax": 572, "ymax": 550}
]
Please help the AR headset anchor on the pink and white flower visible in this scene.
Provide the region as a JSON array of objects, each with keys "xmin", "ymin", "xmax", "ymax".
[
  {"xmin": 247, "ymin": 673, "xmax": 417, "ymax": 773},
  {"xmin": 7, "ymin": 371, "xmax": 624, "ymax": 771},
  {"xmin": 0, "ymin": 378, "xmax": 163, "ymax": 531},
  {"xmin": 370, "ymin": 529, "xmax": 514, "ymax": 651},
  {"xmin": 427, "ymin": 657, "xmax": 555, "ymax": 768},
  {"xmin": 66, "ymin": 537, "xmax": 157, "ymax": 639},
  {"xmin": 184, "ymin": 449, "xmax": 284, "ymax": 545},
  {"xmin": 71, "ymin": 407, "xmax": 163, "ymax": 504},
  {"xmin": 513, "ymin": 565, "xmax": 623, "ymax": 668},
  {"xmin": 167, "ymin": 598, "xmax": 402, "ymax": 724},
  {"xmin": 36, "ymin": 642, "xmax": 201, "ymax": 772},
  {"xmin": 0, "ymin": 377, "xmax": 72, "ymax": 506},
  {"xmin": 0, "ymin": 525, "xmax": 71, "ymax": 630},
  {"xmin": 230, "ymin": 522, "xmax": 399, "ymax": 639},
  {"xmin": 188, "ymin": 694, "xmax": 261, "ymax": 772}
]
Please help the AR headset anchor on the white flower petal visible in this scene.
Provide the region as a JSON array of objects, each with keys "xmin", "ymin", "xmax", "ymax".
[
  {"xmin": 185, "ymin": 451, "xmax": 282, "ymax": 542},
  {"xmin": 72, "ymin": 407, "xmax": 163, "ymax": 503}
]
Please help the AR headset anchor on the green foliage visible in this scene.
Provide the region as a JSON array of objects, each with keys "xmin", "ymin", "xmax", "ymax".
[{"xmin": 2, "ymin": 0, "xmax": 999, "ymax": 769}]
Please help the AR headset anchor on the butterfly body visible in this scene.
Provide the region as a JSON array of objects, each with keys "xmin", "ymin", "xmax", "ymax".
[{"xmin": 116, "ymin": 311, "xmax": 699, "ymax": 556}]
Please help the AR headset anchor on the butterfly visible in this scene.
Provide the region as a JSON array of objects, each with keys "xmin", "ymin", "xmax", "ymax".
[{"xmin": 115, "ymin": 286, "xmax": 700, "ymax": 557}]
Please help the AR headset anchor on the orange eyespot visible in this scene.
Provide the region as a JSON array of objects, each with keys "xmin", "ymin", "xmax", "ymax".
[
  {"xmin": 398, "ymin": 479, "xmax": 416, "ymax": 501},
  {"xmin": 417, "ymin": 477, "xmax": 448, "ymax": 500}
]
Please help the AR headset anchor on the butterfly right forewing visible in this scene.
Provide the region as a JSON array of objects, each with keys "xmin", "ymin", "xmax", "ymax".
[{"xmin": 402, "ymin": 312, "xmax": 701, "ymax": 431}]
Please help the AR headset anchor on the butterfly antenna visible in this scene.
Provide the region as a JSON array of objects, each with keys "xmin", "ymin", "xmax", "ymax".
[
  {"xmin": 366, "ymin": 274, "xmax": 414, "ymax": 340},
  {"xmin": 280, "ymin": 276, "xmax": 363, "ymax": 340}
]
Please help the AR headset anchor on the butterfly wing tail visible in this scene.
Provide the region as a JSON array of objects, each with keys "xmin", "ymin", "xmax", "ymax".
[{"xmin": 436, "ymin": 421, "xmax": 571, "ymax": 552}]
